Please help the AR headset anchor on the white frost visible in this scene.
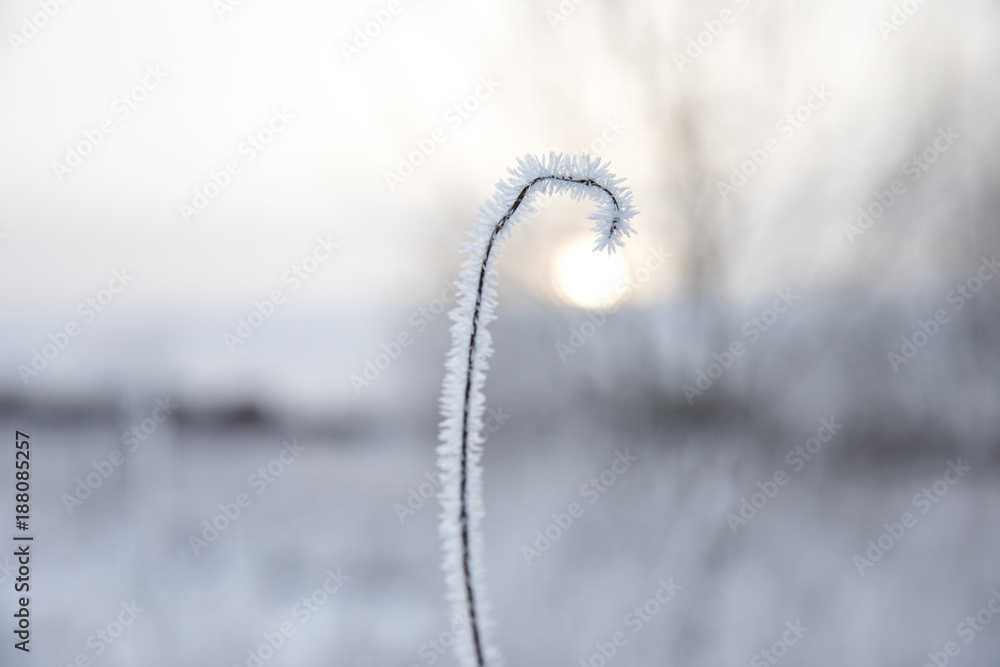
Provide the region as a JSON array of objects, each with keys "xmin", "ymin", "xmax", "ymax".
[{"xmin": 437, "ymin": 152, "xmax": 638, "ymax": 667}]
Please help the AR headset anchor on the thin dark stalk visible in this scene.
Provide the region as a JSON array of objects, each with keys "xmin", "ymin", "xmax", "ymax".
[{"xmin": 458, "ymin": 174, "xmax": 622, "ymax": 666}]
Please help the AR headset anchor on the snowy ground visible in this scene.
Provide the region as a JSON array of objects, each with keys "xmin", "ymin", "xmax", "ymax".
[
  {"xmin": 1, "ymin": 291, "xmax": 998, "ymax": 667},
  {"xmin": 2, "ymin": 415, "xmax": 999, "ymax": 666}
]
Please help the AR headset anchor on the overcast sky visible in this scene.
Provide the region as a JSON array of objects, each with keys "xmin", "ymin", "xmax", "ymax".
[{"xmin": 2, "ymin": 0, "xmax": 997, "ymax": 319}]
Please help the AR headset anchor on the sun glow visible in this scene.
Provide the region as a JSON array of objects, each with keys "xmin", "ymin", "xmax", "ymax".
[{"xmin": 552, "ymin": 237, "xmax": 629, "ymax": 309}]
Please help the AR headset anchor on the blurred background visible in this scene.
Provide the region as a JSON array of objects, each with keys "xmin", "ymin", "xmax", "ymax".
[{"xmin": 1, "ymin": 0, "xmax": 999, "ymax": 665}]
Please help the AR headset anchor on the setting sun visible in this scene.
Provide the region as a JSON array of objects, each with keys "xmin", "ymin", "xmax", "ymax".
[{"xmin": 551, "ymin": 236, "xmax": 629, "ymax": 309}]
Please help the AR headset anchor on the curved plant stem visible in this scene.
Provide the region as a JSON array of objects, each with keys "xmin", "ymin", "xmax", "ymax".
[{"xmin": 438, "ymin": 154, "xmax": 637, "ymax": 667}]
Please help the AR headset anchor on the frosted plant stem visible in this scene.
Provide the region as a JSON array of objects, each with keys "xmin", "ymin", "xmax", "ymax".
[{"xmin": 437, "ymin": 154, "xmax": 638, "ymax": 667}]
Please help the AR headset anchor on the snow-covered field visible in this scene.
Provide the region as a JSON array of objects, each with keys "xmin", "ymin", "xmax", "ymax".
[
  {"xmin": 2, "ymin": 292, "xmax": 998, "ymax": 667},
  {"xmin": 4, "ymin": 415, "xmax": 999, "ymax": 666}
]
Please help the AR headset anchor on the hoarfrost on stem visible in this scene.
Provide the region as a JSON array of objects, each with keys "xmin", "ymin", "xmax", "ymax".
[{"xmin": 437, "ymin": 152, "xmax": 638, "ymax": 666}]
